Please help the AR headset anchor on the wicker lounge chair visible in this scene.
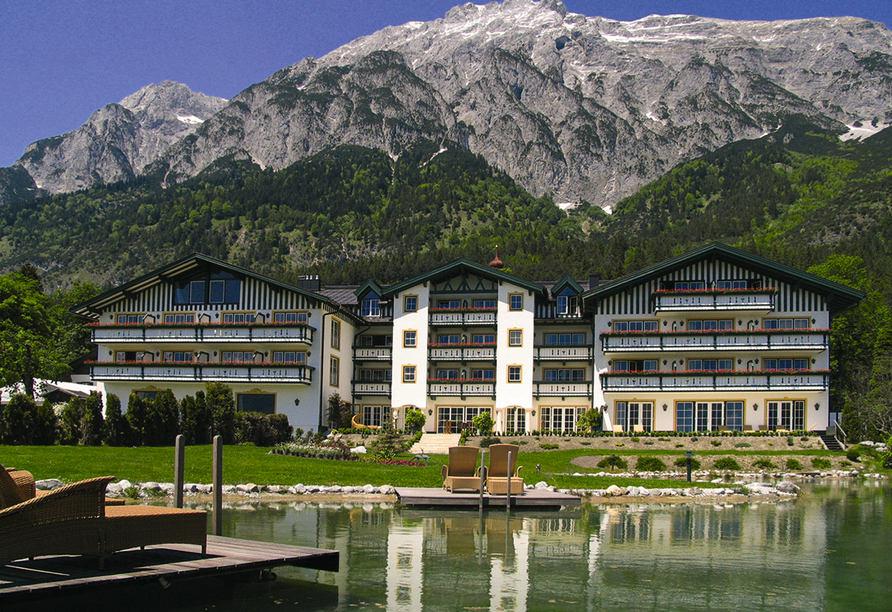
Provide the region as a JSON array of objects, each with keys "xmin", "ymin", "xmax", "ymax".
[
  {"xmin": 485, "ymin": 444, "xmax": 524, "ymax": 495},
  {"xmin": 441, "ymin": 446, "xmax": 483, "ymax": 492},
  {"xmin": 0, "ymin": 462, "xmax": 206, "ymax": 568}
]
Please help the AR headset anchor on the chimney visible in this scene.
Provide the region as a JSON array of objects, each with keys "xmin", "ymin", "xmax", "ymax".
[
  {"xmin": 298, "ymin": 274, "xmax": 321, "ymax": 292},
  {"xmin": 589, "ymin": 274, "xmax": 600, "ymax": 289}
]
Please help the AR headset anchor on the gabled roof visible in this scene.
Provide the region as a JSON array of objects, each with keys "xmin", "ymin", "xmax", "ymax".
[
  {"xmin": 71, "ymin": 253, "xmax": 352, "ymax": 320},
  {"xmin": 551, "ymin": 275, "xmax": 584, "ymax": 297},
  {"xmin": 582, "ymin": 242, "xmax": 865, "ymax": 313},
  {"xmin": 354, "ymin": 280, "xmax": 384, "ymax": 299},
  {"xmin": 381, "ymin": 258, "xmax": 545, "ymax": 298}
]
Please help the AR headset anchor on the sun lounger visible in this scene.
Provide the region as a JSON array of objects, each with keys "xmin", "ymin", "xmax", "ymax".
[
  {"xmin": 441, "ymin": 446, "xmax": 483, "ymax": 492},
  {"xmin": 485, "ymin": 444, "xmax": 524, "ymax": 495}
]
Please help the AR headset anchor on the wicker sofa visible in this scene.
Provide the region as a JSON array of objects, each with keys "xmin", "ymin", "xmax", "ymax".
[{"xmin": 1, "ymin": 464, "xmax": 207, "ymax": 568}]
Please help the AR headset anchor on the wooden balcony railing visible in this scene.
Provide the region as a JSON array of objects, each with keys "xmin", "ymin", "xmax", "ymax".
[
  {"xmin": 427, "ymin": 381, "xmax": 496, "ymax": 397},
  {"xmin": 601, "ymin": 331, "xmax": 828, "ymax": 353},
  {"xmin": 653, "ymin": 292, "xmax": 775, "ymax": 312},
  {"xmin": 351, "ymin": 381, "xmax": 392, "ymax": 396},
  {"xmin": 92, "ymin": 325, "xmax": 314, "ymax": 344},
  {"xmin": 353, "ymin": 346, "xmax": 392, "ymax": 361},
  {"xmin": 534, "ymin": 346, "xmax": 593, "ymax": 361},
  {"xmin": 90, "ymin": 363, "xmax": 313, "ymax": 384},
  {"xmin": 600, "ymin": 371, "xmax": 828, "ymax": 392},
  {"xmin": 428, "ymin": 345, "xmax": 496, "ymax": 361},
  {"xmin": 534, "ymin": 381, "xmax": 592, "ymax": 398}
]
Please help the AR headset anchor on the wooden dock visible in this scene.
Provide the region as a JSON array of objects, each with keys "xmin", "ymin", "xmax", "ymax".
[
  {"xmin": 395, "ymin": 487, "xmax": 580, "ymax": 508},
  {"xmin": 0, "ymin": 535, "xmax": 338, "ymax": 605}
]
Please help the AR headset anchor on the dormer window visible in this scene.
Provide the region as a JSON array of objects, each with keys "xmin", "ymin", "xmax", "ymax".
[
  {"xmin": 174, "ymin": 271, "xmax": 240, "ymax": 305},
  {"xmin": 362, "ymin": 297, "xmax": 380, "ymax": 317},
  {"xmin": 556, "ymin": 295, "xmax": 578, "ymax": 315}
]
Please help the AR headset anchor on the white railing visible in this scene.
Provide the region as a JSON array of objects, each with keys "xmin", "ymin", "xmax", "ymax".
[
  {"xmin": 534, "ymin": 346, "xmax": 593, "ymax": 360},
  {"xmin": 602, "ymin": 332, "xmax": 828, "ymax": 353},
  {"xmin": 91, "ymin": 363, "xmax": 313, "ymax": 384},
  {"xmin": 92, "ymin": 325, "xmax": 314, "ymax": 344},
  {"xmin": 427, "ymin": 381, "xmax": 496, "ymax": 397},
  {"xmin": 428, "ymin": 346, "xmax": 496, "ymax": 361},
  {"xmin": 429, "ymin": 311, "xmax": 497, "ymax": 326},
  {"xmin": 534, "ymin": 381, "xmax": 592, "ymax": 397},
  {"xmin": 353, "ymin": 347, "xmax": 392, "ymax": 361},
  {"xmin": 654, "ymin": 293, "xmax": 774, "ymax": 312},
  {"xmin": 351, "ymin": 381, "xmax": 392, "ymax": 396},
  {"xmin": 601, "ymin": 372, "xmax": 828, "ymax": 392}
]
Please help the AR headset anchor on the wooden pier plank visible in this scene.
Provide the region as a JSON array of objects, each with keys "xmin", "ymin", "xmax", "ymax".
[
  {"xmin": 0, "ymin": 535, "xmax": 338, "ymax": 604},
  {"xmin": 394, "ymin": 487, "xmax": 581, "ymax": 508}
]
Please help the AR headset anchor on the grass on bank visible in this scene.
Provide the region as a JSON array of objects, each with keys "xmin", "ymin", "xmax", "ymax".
[{"xmin": 0, "ymin": 444, "xmax": 848, "ymax": 492}]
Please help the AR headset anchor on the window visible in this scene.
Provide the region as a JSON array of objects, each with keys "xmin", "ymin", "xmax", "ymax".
[
  {"xmin": 508, "ymin": 365, "xmax": 522, "ymax": 383},
  {"xmin": 472, "ymin": 333, "xmax": 495, "ymax": 344},
  {"xmin": 675, "ymin": 401, "xmax": 694, "ymax": 432},
  {"xmin": 673, "ymin": 281, "xmax": 706, "ymax": 290},
  {"xmin": 330, "ymin": 356, "xmax": 339, "ymax": 387},
  {"xmin": 508, "ymin": 329, "xmax": 523, "ymax": 346},
  {"xmin": 471, "ymin": 369, "xmax": 495, "ymax": 380},
  {"xmin": 763, "ymin": 318, "xmax": 810, "ymax": 330},
  {"xmin": 767, "ymin": 400, "xmax": 805, "ymax": 431},
  {"xmin": 222, "ymin": 351, "xmax": 253, "ymax": 363},
  {"xmin": 716, "ymin": 280, "xmax": 754, "ymax": 290},
  {"xmin": 764, "ymin": 358, "xmax": 809, "ymax": 370},
  {"xmin": 403, "ymin": 295, "xmax": 418, "ymax": 312},
  {"xmin": 403, "ymin": 330, "xmax": 417, "ymax": 347},
  {"xmin": 162, "ymin": 351, "xmax": 194, "ymax": 362},
  {"xmin": 273, "ymin": 311, "xmax": 308, "ymax": 324},
  {"xmin": 331, "ymin": 319, "xmax": 341, "ymax": 350},
  {"xmin": 163, "ymin": 313, "xmax": 195, "ymax": 324},
  {"xmin": 687, "ymin": 359, "xmax": 733, "ymax": 371},
  {"xmin": 540, "ymin": 406, "xmax": 584, "ymax": 433},
  {"xmin": 688, "ymin": 319, "xmax": 733, "ymax": 331},
  {"xmin": 437, "ymin": 368, "xmax": 460, "ymax": 379},
  {"xmin": 437, "ymin": 334, "xmax": 460, "ymax": 344},
  {"xmin": 616, "ymin": 401, "xmax": 654, "ymax": 432},
  {"xmin": 116, "ymin": 314, "xmax": 142, "ymax": 324},
  {"xmin": 223, "ymin": 312, "xmax": 255, "ymax": 324},
  {"xmin": 612, "ymin": 320, "xmax": 658, "ymax": 332},
  {"xmin": 544, "ymin": 333, "xmax": 587, "ymax": 345},
  {"xmin": 358, "ymin": 369, "xmax": 391, "ymax": 381},
  {"xmin": 237, "ymin": 393, "xmax": 275, "ymax": 415},
  {"xmin": 363, "ymin": 405, "xmax": 385, "ymax": 428},
  {"xmin": 115, "ymin": 351, "xmax": 139, "ymax": 362},
  {"xmin": 544, "ymin": 368, "xmax": 586, "ymax": 382},
  {"xmin": 403, "ymin": 365, "xmax": 416, "ymax": 383},
  {"xmin": 272, "ymin": 351, "xmax": 306, "ymax": 364},
  {"xmin": 174, "ymin": 274, "xmax": 240, "ymax": 305},
  {"xmin": 438, "ymin": 300, "xmax": 461, "ymax": 309},
  {"xmin": 362, "ymin": 298, "xmax": 381, "ymax": 317},
  {"xmin": 509, "ymin": 293, "xmax": 523, "ymax": 311},
  {"xmin": 556, "ymin": 295, "xmax": 578, "ymax": 316},
  {"xmin": 472, "ymin": 299, "xmax": 496, "ymax": 309},
  {"xmin": 613, "ymin": 360, "xmax": 659, "ymax": 372}
]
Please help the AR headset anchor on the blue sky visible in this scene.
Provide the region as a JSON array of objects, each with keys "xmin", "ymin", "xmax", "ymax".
[{"xmin": 2, "ymin": 0, "xmax": 890, "ymax": 167}]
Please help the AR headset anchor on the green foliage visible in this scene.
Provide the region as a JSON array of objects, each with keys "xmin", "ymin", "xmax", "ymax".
[
  {"xmin": 236, "ymin": 412, "xmax": 293, "ymax": 446},
  {"xmin": 753, "ymin": 459, "xmax": 777, "ymax": 470},
  {"xmin": 472, "ymin": 411, "xmax": 494, "ymax": 435},
  {"xmin": 576, "ymin": 407, "xmax": 604, "ymax": 432},
  {"xmin": 713, "ymin": 457, "xmax": 742, "ymax": 471},
  {"xmin": 811, "ymin": 457, "xmax": 833, "ymax": 470},
  {"xmin": 145, "ymin": 390, "xmax": 179, "ymax": 446},
  {"xmin": 59, "ymin": 396, "xmax": 84, "ymax": 445},
  {"xmin": 33, "ymin": 400, "xmax": 57, "ymax": 445},
  {"xmin": 102, "ymin": 394, "xmax": 128, "ymax": 447},
  {"xmin": 206, "ymin": 383, "xmax": 236, "ymax": 444},
  {"xmin": 326, "ymin": 393, "xmax": 354, "ymax": 430},
  {"xmin": 539, "ymin": 443, "xmax": 559, "ymax": 450},
  {"xmin": 0, "ymin": 393, "xmax": 38, "ymax": 444},
  {"xmin": 635, "ymin": 456, "xmax": 667, "ymax": 472},
  {"xmin": 673, "ymin": 456, "xmax": 702, "ymax": 470},
  {"xmin": 82, "ymin": 392, "xmax": 103, "ymax": 446},
  {"xmin": 126, "ymin": 393, "xmax": 149, "ymax": 446},
  {"xmin": 846, "ymin": 446, "xmax": 862, "ymax": 462},
  {"xmin": 404, "ymin": 408, "xmax": 426, "ymax": 430},
  {"xmin": 479, "ymin": 436, "xmax": 501, "ymax": 448},
  {"xmin": 786, "ymin": 458, "xmax": 803, "ymax": 471},
  {"xmin": 596, "ymin": 455, "xmax": 628, "ymax": 470}
]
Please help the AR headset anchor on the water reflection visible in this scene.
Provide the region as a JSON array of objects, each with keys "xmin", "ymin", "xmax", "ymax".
[{"xmin": 190, "ymin": 481, "xmax": 890, "ymax": 612}]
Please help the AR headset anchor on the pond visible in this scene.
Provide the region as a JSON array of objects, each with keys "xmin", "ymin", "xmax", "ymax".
[{"xmin": 81, "ymin": 480, "xmax": 892, "ymax": 611}]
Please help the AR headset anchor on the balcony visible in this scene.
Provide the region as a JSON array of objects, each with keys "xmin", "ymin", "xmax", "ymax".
[
  {"xmin": 601, "ymin": 330, "xmax": 829, "ymax": 353},
  {"xmin": 653, "ymin": 290, "xmax": 775, "ymax": 313},
  {"xmin": 353, "ymin": 346, "xmax": 392, "ymax": 361},
  {"xmin": 91, "ymin": 324, "xmax": 314, "ymax": 344},
  {"xmin": 600, "ymin": 370, "xmax": 829, "ymax": 392},
  {"xmin": 351, "ymin": 381, "xmax": 392, "ymax": 396},
  {"xmin": 90, "ymin": 362, "xmax": 313, "ymax": 384},
  {"xmin": 534, "ymin": 346, "xmax": 593, "ymax": 361},
  {"xmin": 428, "ymin": 344, "xmax": 496, "ymax": 362},
  {"xmin": 427, "ymin": 380, "xmax": 496, "ymax": 397},
  {"xmin": 429, "ymin": 309, "xmax": 497, "ymax": 327},
  {"xmin": 534, "ymin": 381, "xmax": 592, "ymax": 398}
]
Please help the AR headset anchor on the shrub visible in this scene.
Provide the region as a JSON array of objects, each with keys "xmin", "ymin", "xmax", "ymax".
[
  {"xmin": 596, "ymin": 456, "xmax": 628, "ymax": 470},
  {"xmin": 786, "ymin": 458, "xmax": 803, "ymax": 471},
  {"xmin": 846, "ymin": 447, "xmax": 862, "ymax": 462},
  {"xmin": 630, "ymin": 436, "xmax": 640, "ymax": 443},
  {"xmin": 326, "ymin": 393, "xmax": 354, "ymax": 430},
  {"xmin": 673, "ymin": 456, "xmax": 702, "ymax": 470},
  {"xmin": 540, "ymin": 443, "xmax": 559, "ymax": 450},
  {"xmin": 811, "ymin": 458, "xmax": 832, "ymax": 470},
  {"xmin": 753, "ymin": 459, "xmax": 777, "ymax": 470},
  {"xmin": 472, "ymin": 411, "xmax": 494, "ymax": 435},
  {"xmin": 479, "ymin": 436, "xmax": 501, "ymax": 448},
  {"xmin": 60, "ymin": 396, "xmax": 85, "ymax": 445},
  {"xmin": 711, "ymin": 440, "xmax": 722, "ymax": 447},
  {"xmin": 635, "ymin": 456, "xmax": 667, "ymax": 472},
  {"xmin": 734, "ymin": 442, "xmax": 751, "ymax": 448},
  {"xmin": 786, "ymin": 436, "xmax": 795, "ymax": 446},
  {"xmin": 404, "ymin": 408, "xmax": 426, "ymax": 430},
  {"xmin": 82, "ymin": 392, "xmax": 104, "ymax": 446},
  {"xmin": 236, "ymin": 412, "xmax": 294, "ymax": 446},
  {"xmin": 180, "ymin": 391, "xmax": 211, "ymax": 445},
  {"xmin": 102, "ymin": 394, "xmax": 129, "ymax": 446},
  {"xmin": 576, "ymin": 407, "xmax": 604, "ymax": 432},
  {"xmin": 144, "ymin": 390, "xmax": 179, "ymax": 446},
  {"xmin": 675, "ymin": 443, "xmax": 684, "ymax": 448},
  {"xmin": 713, "ymin": 457, "xmax": 742, "ymax": 471},
  {"xmin": 0, "ymin": 393, "xmax": 38, "ymax": 445},
  {"xmin": 34, "ymin": 399, "xmax": 58, "ymax": 445},
  {"xmin": 206, "ymin": 382, "xmax": 236, "ymax": 444}
]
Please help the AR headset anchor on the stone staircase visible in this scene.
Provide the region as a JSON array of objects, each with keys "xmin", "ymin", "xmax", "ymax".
[
  {"xmin": 819, "ymin": 432, "xmax": 846, "ymax": 452},
  {"xmin": 409, "ymin": 433, "xmax": 461, "ymax": 455}
]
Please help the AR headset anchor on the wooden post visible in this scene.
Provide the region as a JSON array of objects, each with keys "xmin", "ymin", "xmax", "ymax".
[
  {"xmin": 506, "ymin": 450, "xmax": 513, "ymax": 511},
  {"xmin": 479, "ymin": 450, "xmax": 486, "ymax": 511},
  {"xmin": 174, "ymin": 435, "xmax": 185, "ymax": 508},
  {"xmin": 213, "ymin": 435, "xmax": 223, "ymax": 536}
]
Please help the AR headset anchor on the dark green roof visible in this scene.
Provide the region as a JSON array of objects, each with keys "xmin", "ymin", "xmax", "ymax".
[
  {"xmin": 382, "ymin": 259, "xmax": 545, "ymax": 298},
  {"xmin": 72, "ymin": 253, "xmax": 362, "ymax": 323},
  {"xmin": 582, "ymin": 242, "xmax": 865, "ymax": 313},
  {"xmin": 551, "ymin": 275, "xmax": 584, "ymax": 297}
]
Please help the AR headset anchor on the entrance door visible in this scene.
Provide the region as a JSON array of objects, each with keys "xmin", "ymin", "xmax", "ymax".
[
  {"xmin": 438, "ymin": 406, "xmax": 491, "ymax": 433},
  {"xmin": 768, "ymin": 400, "xmax": 805, "ymax": 430},
  {"xmin": 505, "ymin": 407, "xmax": 526, "ymax": 433}
]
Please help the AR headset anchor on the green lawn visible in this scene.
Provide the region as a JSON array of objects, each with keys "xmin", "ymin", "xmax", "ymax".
[{"xmin": 1, "ymin": 444, "xmax": 841, "ymax": 491}]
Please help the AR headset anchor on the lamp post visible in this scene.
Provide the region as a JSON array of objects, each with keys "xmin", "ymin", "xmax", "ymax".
[
  {"xmin": 685, "ymin": 450, "xmax": 695, "ymax": 482},
  {"xmin": 610, "ymin": 453, "xmax": 617, "ymax": 471}
]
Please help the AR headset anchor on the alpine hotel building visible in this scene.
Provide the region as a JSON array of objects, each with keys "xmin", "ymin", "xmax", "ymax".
[{"xmin": 73, "ymin": 243, "xmax": 864, "ymax": 435}]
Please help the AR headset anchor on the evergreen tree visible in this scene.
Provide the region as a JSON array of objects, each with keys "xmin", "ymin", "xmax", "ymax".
[
  {"xmin": 82, "ymin": 392, "xmax": 104, "ymax": 446},
  {"xmin": 0, "ymin": 393, "xmax": 38, "ymax": 445},
  {"xmin": 34, "ymin": 399, "xmax": 58, "ymax": 445},
  {"xmin": 206, "ymin": 383, "xmax": 236, "ymax": 444},
  {"xmin": 102, "ymin": 394, "xmax": 128, "ymax": 446},
  {"xmin": 59, "ymin": 396, "xmax": 85, "ymax": 445},
  {"xmin": 126, "ymin": 393, "xmax": 149, "ymax": 446}
]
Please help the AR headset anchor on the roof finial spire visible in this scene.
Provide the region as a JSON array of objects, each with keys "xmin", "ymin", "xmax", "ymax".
[{"xmin": 489, "ymin": 247, "xmax": 504, "ymax": 269}]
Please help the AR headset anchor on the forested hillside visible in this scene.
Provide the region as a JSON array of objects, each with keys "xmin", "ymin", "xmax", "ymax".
[{"xmin": 1, "ymin": 119, "xmax": 892, "ymax": 438}]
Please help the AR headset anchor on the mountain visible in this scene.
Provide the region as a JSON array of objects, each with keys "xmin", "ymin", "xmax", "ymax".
[
  {"xmin": 10, "ymin": 81, "xmax": 227, "ymax": 197},
  {"xmin": 3, "ymin": 1, "xmax": 892, "ymax": 208}
]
